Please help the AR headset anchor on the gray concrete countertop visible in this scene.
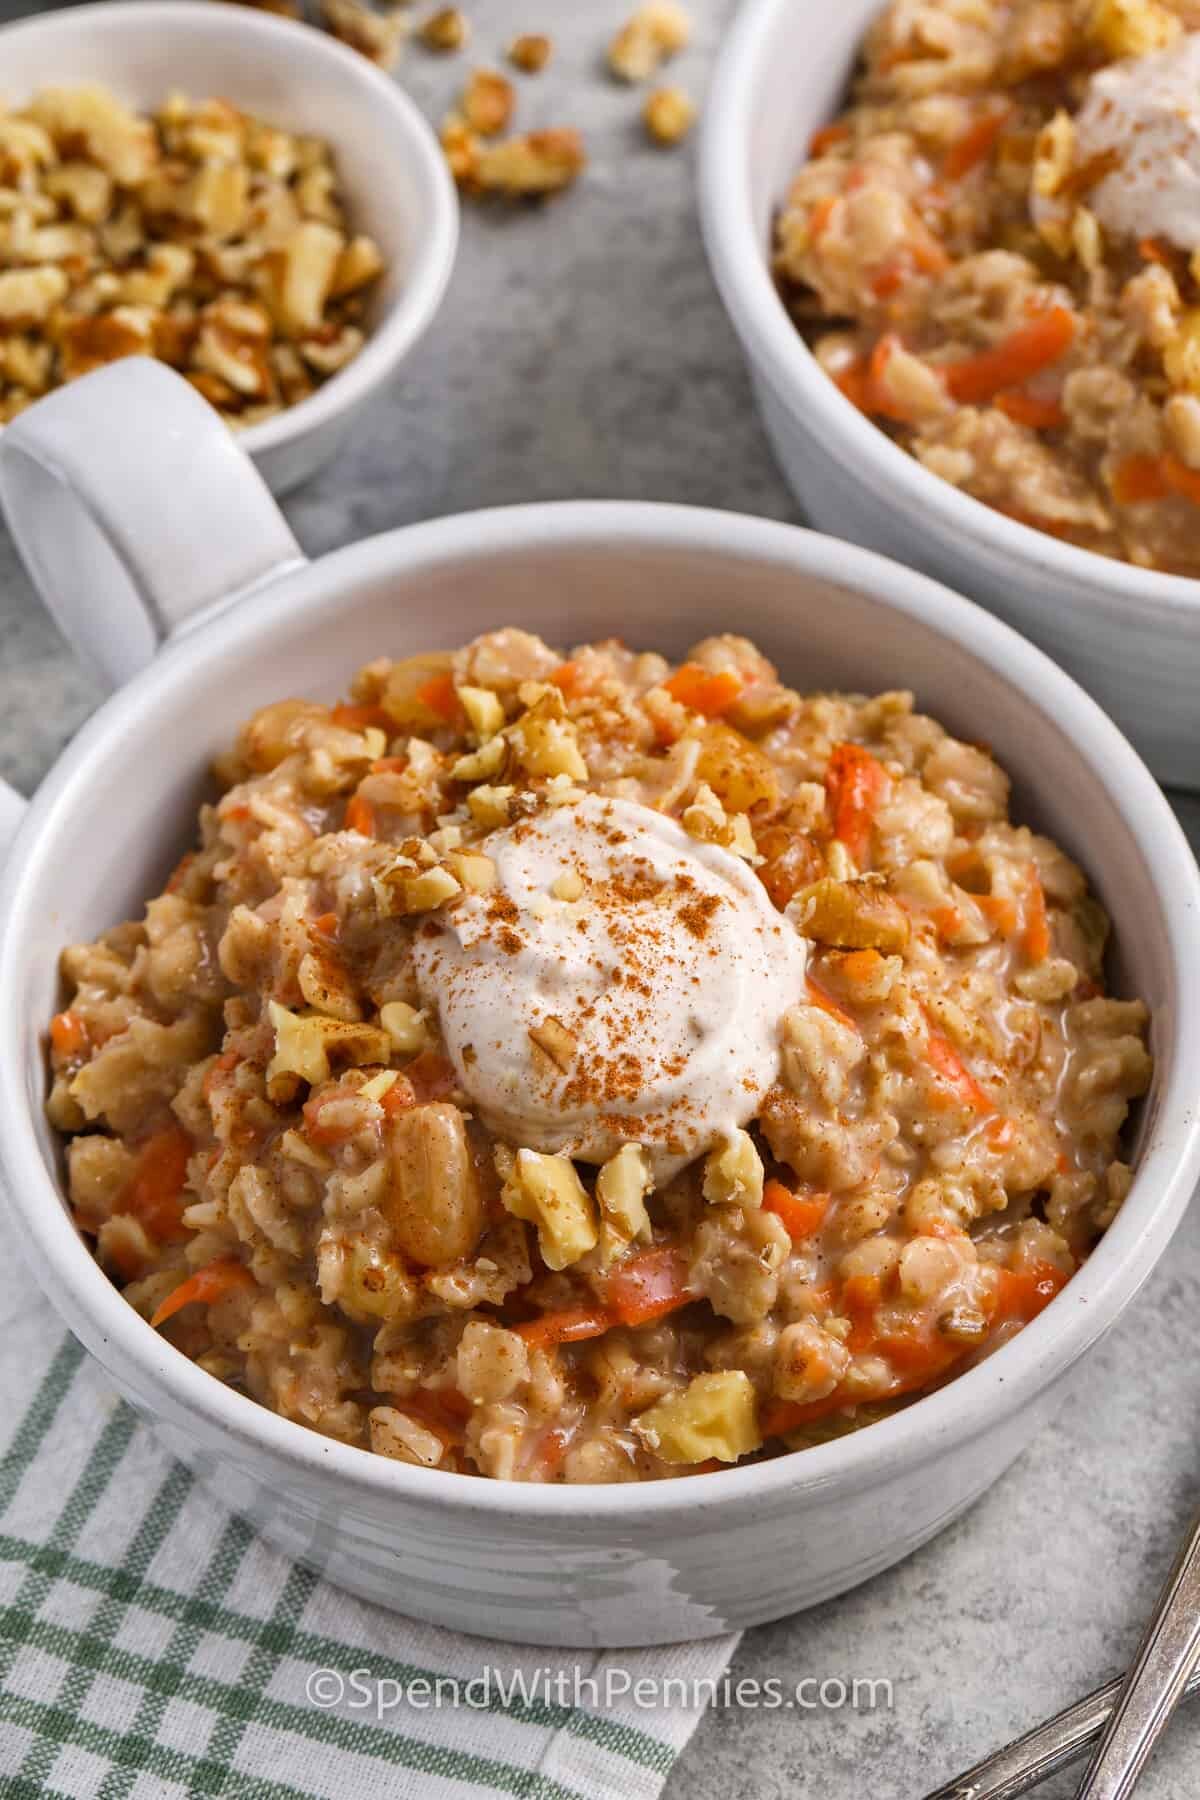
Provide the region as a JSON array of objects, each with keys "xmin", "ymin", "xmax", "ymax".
[{"xmin": 1, "ymin": 3, "xmax": 1198, "ymax": 1795}]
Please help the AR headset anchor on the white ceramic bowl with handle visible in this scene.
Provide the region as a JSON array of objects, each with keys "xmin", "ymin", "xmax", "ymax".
[
  {"xmin": 0, "ymin": 358, "xmax": 1198, "ymax": 1648},
  {"xmin": 698, "ymin": 0, "xmax": 1200, "ymax": 789},
  {"xmin": 0, "ymin": 0, "xmax": 458, "ymax": 497}
]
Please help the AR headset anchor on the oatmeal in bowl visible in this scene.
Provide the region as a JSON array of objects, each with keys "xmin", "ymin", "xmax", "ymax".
[
  {"xmin": 773, "ymin": 0, "xmax": 1200, "ymax": 572},
  {"xmin": 46, "ymin": 626, "xmax": 1152, "ymax": 1483}
]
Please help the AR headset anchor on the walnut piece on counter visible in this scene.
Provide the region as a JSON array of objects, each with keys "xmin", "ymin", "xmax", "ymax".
[
  {"xmin": 420, "ymin": 5, "xmax": 469, "ymax": 51},
  {"xmin": 318, "ymin": 0, "xmax": 404, "ymax": 69},
  {"xmin": 461, "ymin": 69, "xmax": 516, "ymax": 138},
  {"xmin": 0, "ymin": 84, "xmax": 385, "ymax": 428},
  {"xmin": 643, "ymin": 85, "xmax": 697, "ymax": 146},
  {"xmin": 608, "ymin": 1, "xmax": 692, "ymax": 83},
  {"xmin": 508, "ymin": 33, "xmax": 553, "ymax": 73}
]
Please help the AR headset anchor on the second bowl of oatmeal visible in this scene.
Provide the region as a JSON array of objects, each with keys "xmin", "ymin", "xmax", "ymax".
[
  {"xmin": 0, "ymin": 358, "xmax": 1197, "ymax": 1645},
  {"xmin": 0, "ymin": 1, "xmax": 458, "ymax": 496},
  {"xmin": 700, "ymin": 0, "xmax": 1200, "ymax": 787}
]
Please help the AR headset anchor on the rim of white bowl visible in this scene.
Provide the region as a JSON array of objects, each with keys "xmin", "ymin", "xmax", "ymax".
[
  {"xmin": 0, "ymin": 1, "xmax": 459, "ymax": 463},
  {"xmin": 3, "ymin": 502, "xmax": 1199, "ymax": 1523},
  {"xmin": 698, "ymin": 0, "xmax": 1200, "ymax": 621}
]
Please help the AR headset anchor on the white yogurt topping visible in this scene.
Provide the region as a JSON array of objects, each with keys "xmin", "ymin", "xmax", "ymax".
[
  {"xmin": 411, "ymin": 794, "xmax": 808, "ymax": 1177},
  {"xmin": 1072, "ymin": 33, "xmax": 1200, "ymax": 249}
]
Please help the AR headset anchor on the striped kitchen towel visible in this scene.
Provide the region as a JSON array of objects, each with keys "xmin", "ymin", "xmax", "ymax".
[{"xmin": 0, "ymin": 1238, "xmax": 738, "ymax": 1800}]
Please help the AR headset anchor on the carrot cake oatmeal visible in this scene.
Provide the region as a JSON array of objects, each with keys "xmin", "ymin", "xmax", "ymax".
[
  {"xmin": 774, "ymin": 0, "xmax": 1200, "ymax": 572},
  {"xmin": 46, "ymin": 630, "xmax": 1152, "ymax": 1481}
]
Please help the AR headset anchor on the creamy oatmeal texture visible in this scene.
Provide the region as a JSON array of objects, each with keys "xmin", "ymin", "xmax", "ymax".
[
  {"xmin": 775, "ymin": 0, "xmax": 1200, "ymax": 571},
  {"xmin": 47, "ymin": 629, "xmax": 1152, "ymax": 1482}
]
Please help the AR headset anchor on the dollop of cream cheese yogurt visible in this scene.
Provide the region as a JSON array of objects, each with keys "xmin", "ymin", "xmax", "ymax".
[
  {"xmin": 412, "ymin": 794, "xmax": 808, "ymax": 1177},
  {"xmin": 1070, "ymin": 32, "xmax": 1200, "ymax": 248}
]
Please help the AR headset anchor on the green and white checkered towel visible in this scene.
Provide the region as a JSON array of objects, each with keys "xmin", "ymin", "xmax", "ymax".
[{"xmin": 0, "ymin": 1237, "xmax": 738, "ymax": 1800}]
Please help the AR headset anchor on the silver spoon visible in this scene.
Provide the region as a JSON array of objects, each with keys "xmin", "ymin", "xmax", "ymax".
[
  {"xmin": 924, "ymin": 1502, "xmax": 1200, "ymax": 1800},
  {"xmin": 1072, "ymin": 1501, "xmax": 1200, "ymax": 1799}
]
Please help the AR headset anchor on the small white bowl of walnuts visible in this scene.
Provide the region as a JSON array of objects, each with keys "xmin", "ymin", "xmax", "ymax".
[{"xmin": 0, "ymin": 0, "xmax": 458, "ymax": 495}]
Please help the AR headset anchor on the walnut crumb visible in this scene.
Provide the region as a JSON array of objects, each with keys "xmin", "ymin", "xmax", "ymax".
[
  {"xmin": 462, "ymin": 69, "xmax": 516, "ymax": 137},
  {"xmin": 508, "ymin": 33, "xmax": 553, "ymax": 73},
  {"xmin": 421, "ymin": 6, "xmax": 469, "ymax": 51},
  {"xmin": 608, "ymin": 1, "xmax": 692, "ymax": 83},
  {"xmin": 643, "ymin": 86, "xmax": 696, "ymax": 145},
  {"xmin": 319, "ymin": 0, "xmax": 404, "ymax": 69}
]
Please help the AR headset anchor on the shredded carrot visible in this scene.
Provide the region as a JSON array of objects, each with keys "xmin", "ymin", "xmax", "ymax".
[
  {"xmin": 911, "ymin": 229, "xmax": 951, "ymax": 277},
  {"xmin": 123, "ymin": 1124, "xmax": 193, "ymax": 1245},
  {"xmin": 943, "ymin": 305, "xmax": 1075, "ymax": 405},
  {"xmin": 977, "ymin": 892, "xmax": 1019, "ymax": 935},
  {"xmin": 825, "ymin": 741, "xmax": 888, "ymax": 866},
  {"xmin": 331, "ymin": 702, "xmax": 393, "ymax": 733},
  {"xmin": 150, "ymin": 1258, "xmax": 253, "ymax": 1328},
  {"xmin": 805, "ymin": 974, "xmax": 857, "ymax": 1028},
  {"xmin": 995, "ymin": 389, "xmax": 1066, "ymax": 430},
  {"xmin": 865, "ymin": 334, "xmax": 926, "ymax": 423},
  {"xmin": 1163, "ymin": 455, "xmax": 1200, "ymax": 507},
  {"xmin": 514, "ymin": 1308, "xmax": 612, "ymax": 1349},
  {"xmin": 311, "ymin": 911, "xmax": 338, "ymax": 939},
  {"xmin": 380, "ymin": 1077, "xmax": 417, "ymax": 1118},
  {"xmin": 842, "ymin": 1273, "xmax": 882, "ymax": 1352},
  {"xmin": 931, "ymin": 904, "xmax": 964, "ymax": 942},
  {"xmin": 990, "ymin": 1259, "xmax": 1068, "ymax": 1325},
  {"xmin": 164, "ymin": 852, "xmax": 195, "ymax": 895},
  {"xmin": 1021, "ymin": 863, "xmax": 1050, "ymax": 963},
  {"xmin": 841, "ymin": 948, "xmax": 884, "ymax": 986},
  {"xmin": 606, "ymin": 1246, "xmax": 694, "ymax": 1326},
  {"xmin": 984, "ymin": 1116, "xmax": 1017, "ymax": 1152},
  {"xmin": 872, "ymin": 1319, "xmax": 962, "ymax": 1382},
  {"xmin": 344, "ymin": 793, "xmax": 374, "ymax": 837},
  {"xmin": 531, "ymin": 1426, "xmax": 571, "ymax": 1476},
  {"xmin": 810, "ymin": 120, "xmax": 850, "ymax": 156},
  {"xmin": 550, "ymin": 660, "xmax": 583, "ymax": 697},
  {"xmin": 50, "ymin": 1010, "xmax": 88, "ymax": 1057},
  {"xmin": 414, "ymin": 672, "xmax": 461, "ymax": 723},
  {"xmin": 763, "ymin": 1180, "xmax": 830, "ymax": 1241},
  {"xmin": 923, "ymin": 1017, "xmax": 994, "ymax": 1115},
  {"xmin": 406, "ymin": 1050, "xmax": 458, "ymax": 1102},
  {"xmin": 943, "ymin": 105, "xmax": 1011, "ymax": 181},
  {"xmin": 394, "ymin": 1393, "xmax": 465, "ymax": 1450},
  {"xmin": 662, "ymin": 664, "xmax": 744, "ymax": 717},
  {"xmin": 371, "ymin": 755, "xmax": 407, "ymax": 775},
  {"xmin": 202, "ymin": 1048, "xmax": 240, "ymax": 1103},
  {"xmin": 834, "ymin": 356, "xmax": 874, "ymax": 412},
  {"xmin": 808, "ymin": 194, "xmax": 841, "ymax": 242},
  {"xmin": 1138, "ymin": 237, "xmax": 1171, "ymax": 265},
  {"xmin": 1111, "ymin": 455, "xmax": 1171, "ymax": 506},
  {"xmin": 871, "ymin": 262, "xmax": 906, "ymax": 300}
]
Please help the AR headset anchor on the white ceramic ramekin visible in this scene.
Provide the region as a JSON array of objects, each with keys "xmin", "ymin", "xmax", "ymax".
[
  {"xmin": 1, "ymin": 359, "xmax": 1198, "ymax": 1648},
  {"xmin": 698, "ymin": 0, "xmax": 1200, "ymax": 789},
  {"xmin": 0, "ymin": 1, "xmax": 458, "ymax": 498}
]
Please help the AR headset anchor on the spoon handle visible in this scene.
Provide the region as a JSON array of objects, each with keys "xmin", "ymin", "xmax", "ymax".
[
  {"xmin": 1072, "ymin": 1503, "xmax": 1200, "ymax": 1800},
  {"xmin": 923, "ymin": 1521, "xmax": 1200, "ymax": 1800}
]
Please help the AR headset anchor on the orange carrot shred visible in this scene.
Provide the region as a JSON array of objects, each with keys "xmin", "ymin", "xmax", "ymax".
[
  {"xmin": 514, "ymin": 1309, "xmax": 613, "ymax": 1350},
  {"xmin": 810, "ymin": 121, "xmax": 850, "ymax": 156},
  {"xmin": 825, "ymin": 741, "xmax": 888, "ymax": 866},
  {"xmin": 50, "ymin": 1010, "xmax": 88, "ymax": 1058},
  {"xmin": 924, "ymin": 1019, "xmax": 994, "ymax": 1116},
  {"xmin": 345, "ymin": 793, "xmax": 374, "ymax": 837},
  {"xmin": 123, "ymin": 1124, "xmax": 193, "ymax": 1245},
  {"xmin": 763, "ymin": 1181, "xmax": 830, "ymax": 1241},
  {"xmin": 943, "ymin": 105, "xmax": 1011, "ymax": 181},
  {"xmin": 150, "ymin": 1259, "xmax": 253, "ymax": 1328},
  {"xmin": 1021, "ymin": 863, "xmax": 1050, "ymax": 964},
  {"xmin": 943, "ymin": 306, "xmax": 1075, "ymax": 405},
  {"xmin": 662, "ymin": 664, "xmax": 744, "ymax": 717},
  {"xmin": 1111, "ymin": 455, "xmax": 1171, "ymax": 506},
  {"xmin": 606, "ymin": 1246, "xmax": 694, "ymax": 1326},
  {"xmin": 995, "ymin": 389, "xmax": 1066, "ymax": 430},
  {"xmin": 415, "ymin": 673, "xmax": 460, "ymax": 722},
  {"xmin": 331, "ymin": 702, "xmax": 393, "ymax": 733},
  {"xmin": 805, "ymin": 975, "xmax": 857, "ymax": 1028},
  {"xmin": 1163, "ymin": 455, "xmax": 1200, "ymax": 507}
]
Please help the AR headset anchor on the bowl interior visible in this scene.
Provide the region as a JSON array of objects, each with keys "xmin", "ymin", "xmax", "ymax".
[
  {"xmin": 9, "ymin": 516, "xmax": 1180, "ymax": 1226},
  {"xmin": 0, "ymin": 3, "xmax": 434, "ymax": 335}
]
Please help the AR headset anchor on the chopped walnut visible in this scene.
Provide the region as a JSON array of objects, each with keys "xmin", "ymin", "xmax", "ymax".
[
  {"xmin": 508, "ymin": 33, "xmax": 553, "ymax": 73},
  {"xmin": 608, "ymin": 1, "xmax": 692, "ymax": 83},
  {"xmin": 462, "ymin": 70, "xmax": 516, "ymax": 138},
  {"xmin": 421, "ymin": 6, "xmax": 469, "ymax": 50},
  {"xmin": 319, "ymin": 0, "xmax": 404, "ymax": 69},
  {"xmin": 643, "ymin": 86, "xmax": 696, "ymax": 146},
  {"xmin": 464, "ymin": 129, "xmax": 587, "ymax": 200},
  {"xmin": 0, "ymin": 85, "xmax": 385, "ymax": 431}
]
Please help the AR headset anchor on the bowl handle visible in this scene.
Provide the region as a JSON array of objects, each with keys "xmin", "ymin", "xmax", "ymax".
[{"xmin": 0, "ymin": 357, "xmax": 306, "ymax": 691}]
